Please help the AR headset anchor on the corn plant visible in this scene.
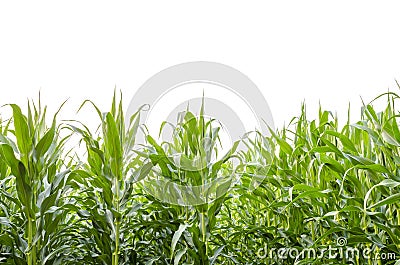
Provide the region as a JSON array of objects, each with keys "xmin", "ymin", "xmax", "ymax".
[
  {"xmin": 68, "ymin": 93, "xmax": 150, "ymax": 264},
  {"xmin": 0, "ymin": 99, "xmax": 78, "ymax": 264},
  {"xmin": 136, "ymin": 104, "xmax": 239, "ymax": 264}
]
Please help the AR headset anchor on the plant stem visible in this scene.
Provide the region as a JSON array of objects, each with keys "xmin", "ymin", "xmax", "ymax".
[
  {"xmin": 27, "ymin": 217, "xmax": 33, "ymax": 265},
  {"xmin": 113, "ymin": 220, "xmax": 120, "ymax": 265},
  {"xmin": 27, "ymin": 214, "xmax": 36, "ymax": 265},
  {"xmin": 203, "ymin": 213, "xmax": 208, "ymax": 255},
  {"xmin": 113, "ymin": 177, "xmax": 120, "ymax": 265}
]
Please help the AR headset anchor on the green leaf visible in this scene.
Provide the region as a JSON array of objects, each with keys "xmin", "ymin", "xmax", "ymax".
[
  {"xmin": 15, "ymin": 162, "xmax": 32, "ymax": 210},
  {"xmin": 35, "ymin": 124, "xmax": 55, "ymax": 158},
  {"xmin": 171, "ymin": 223, "xmax": 189, "ymax": 259},
  {"xmin": 174, "ymin": 248, "xmax": 187, "ymax": 265},
  {"xmin": 325, "ymin": 130, "xmax": 358, "ymax": 153},
  {"xmin": 369, "ymin": 193, "xmax": 400, "ymax": 209},
  {"xmin": 9, "ymin": 104, "xmax": 31, "ymax": 157}
]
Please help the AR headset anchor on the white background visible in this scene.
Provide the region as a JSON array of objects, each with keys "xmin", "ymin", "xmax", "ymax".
[{"xmin": 1, "ymin": 1, "xmax": 400, "ymax": 129}]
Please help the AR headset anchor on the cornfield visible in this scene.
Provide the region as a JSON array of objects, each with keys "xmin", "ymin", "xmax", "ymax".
[{"xmin": 0, "ymin": 90, "xmax": 399, "ymax": 264}]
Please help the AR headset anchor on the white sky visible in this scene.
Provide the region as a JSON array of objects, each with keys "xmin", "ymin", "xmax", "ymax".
[{"xmin": 1, "ymin": 1, "xmax": 400, "ymax": 131}]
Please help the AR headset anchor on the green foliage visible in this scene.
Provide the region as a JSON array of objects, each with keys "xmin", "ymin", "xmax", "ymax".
[
  {"xmin": 0, "ymin": 90, "xmax": 399, "ymax": 264},
  {"xmin": 66, "ymin": 92, "xmax": 147, "ymax": 264},
  {"xmin": 135, "ymin": 103, "xmax": 238, "ymax": 264},
  {"xmin": 0, "ymin": 99, "xmax": 77, "ymax": 264}
]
